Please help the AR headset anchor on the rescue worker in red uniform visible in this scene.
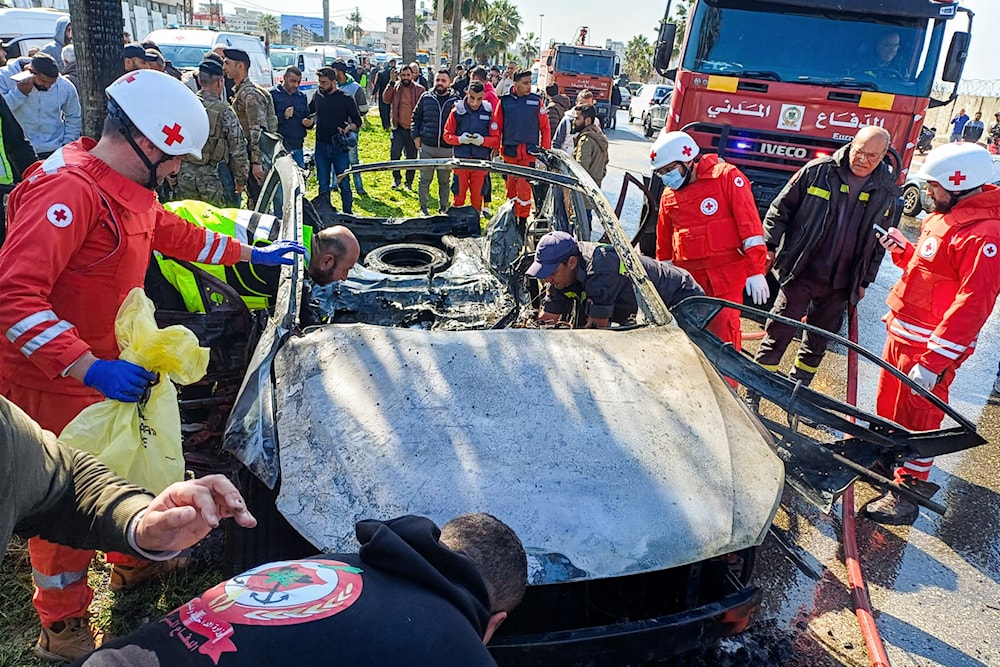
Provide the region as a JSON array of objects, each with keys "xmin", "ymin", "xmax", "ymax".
[
  {"xmin": 493, "ymin": 68, "xmax": 552, "ymax": 225},
  {"xmin": 652, "ymin": 131, "xmax": 770, "ymax": 352},
  {"xmin": 0, "ymin": 70, "xmax": 304, "ymax": 662},
  {"xmin": 443, "ymin": 80, "xmax": 501, "ymax": 212},
  {"xmin": 865, "ymin": 142, "xmax": 1000, "ymax": 525}
]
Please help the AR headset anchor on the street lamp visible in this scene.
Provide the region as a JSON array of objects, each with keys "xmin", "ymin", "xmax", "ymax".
[{"xmin": 538, "ymin": 14, "xmax": 544, "ymax": 56}]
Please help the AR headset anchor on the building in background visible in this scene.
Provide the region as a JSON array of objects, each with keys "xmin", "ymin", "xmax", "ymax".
[{"xmin": 605, "ymin": 39, "xmax": 625, "ymax": 62}]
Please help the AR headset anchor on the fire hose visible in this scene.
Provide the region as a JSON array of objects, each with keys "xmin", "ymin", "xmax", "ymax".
[{"xmin": 842, "ymin": 305, "xmax": 892, "ymax": 667}]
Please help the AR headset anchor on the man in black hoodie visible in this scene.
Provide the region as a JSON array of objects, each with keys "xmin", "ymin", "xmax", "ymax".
[{"xmin": 74, "ymin": 514, "xmax": 527, "ymax": 666}]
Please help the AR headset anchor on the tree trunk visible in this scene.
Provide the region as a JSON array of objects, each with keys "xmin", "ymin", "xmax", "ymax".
[
  {"xmin": 402, "ymin": 0, "xmax": 417, "ymax": 65},
  {"xmin": 451, "ymin": 0, "xmax": 462, "ymax": 72},
  {"xmin": 69, "ymin": 0, "xmax": 124, "ymax": 139}
]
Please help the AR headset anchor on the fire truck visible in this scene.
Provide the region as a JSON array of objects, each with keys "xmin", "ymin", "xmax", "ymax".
[
  {"xmin": 537, "ymin": 27, "xmax": 621, "ymax": 129},
  {"xmin": 653, "ymin": 0, "xmax": 973, "ymax": 212}
]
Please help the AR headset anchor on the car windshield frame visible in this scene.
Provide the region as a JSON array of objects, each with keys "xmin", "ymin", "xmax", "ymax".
[
  {"xmin": 682, "ymin": 2, "xmax": 945, "ymax": 96},
  {"xmin": 156, "ymin": 43, "xmax": 214, "ymax": 69}
]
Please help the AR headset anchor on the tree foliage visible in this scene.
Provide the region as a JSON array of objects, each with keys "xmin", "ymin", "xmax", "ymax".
[
  {"xmin": 258, "ymin": 14, "xmax": 280, "ymax": 43},
  {"xmin": 517, "ymin": 31, "xmax": 538, "ymax": 66},
  {"xmin": 625, "ymin": 34, "xmax": 653, "ymax": 82},
  {"xmin": 464, "ymin": 0, "xmax": 521, "ymax": 65},
  {"xmin": 345, "ymin": 9, "xmax": 364, "ymax": 45}
]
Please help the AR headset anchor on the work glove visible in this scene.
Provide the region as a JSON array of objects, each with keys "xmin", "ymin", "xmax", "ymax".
[
  {"xmin": 458, "ymin": 132, "xmax": 474, "ymax": 145},
  {"xmin": 908, "ymin": 363, "xmax": 938, "ymax": 391},
  {"xmin": 469, "ymin": 133, "xmax": 485, "ymax": 146},
  {"xmin": 84, "ymin": 359, "xmax": 157, "ymax": 402},
  {"xmin": 250, "ymin": 240, "xmax": 307, "ymax": 266},
  {"xmin": 744, "ymin": 274, "xmax": 770, "ymax": 305}
]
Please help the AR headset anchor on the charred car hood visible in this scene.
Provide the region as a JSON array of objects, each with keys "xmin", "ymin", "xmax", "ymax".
[{"xmin": 270, "ymin": 323, "xmax": 783, "ymax": 584}]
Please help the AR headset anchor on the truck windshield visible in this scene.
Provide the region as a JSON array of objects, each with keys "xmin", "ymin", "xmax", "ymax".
[
  {"xmin": 555, "ymin": 50, "xmax": 615, "ymax": 78},
  {"xmin": 682, "ymin": 4, "xmax": 943, "ymax": 97}
]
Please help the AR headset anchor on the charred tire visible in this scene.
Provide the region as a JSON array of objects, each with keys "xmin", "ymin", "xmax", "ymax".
[
  {"xmin": 224, "ymin": 465, "xmax": 316, "ymax": 576},
  {"xmin": 364, "ymin": 243, "xmax": 449, "ymax": 275},
  {"xmin": 902, "ymin": 184, "xmax": 922, "ymax": 217}
]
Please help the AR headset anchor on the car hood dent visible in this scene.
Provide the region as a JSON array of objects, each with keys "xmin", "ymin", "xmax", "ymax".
[{"xmin": 271, "ymin": 323, "xmax": 783, "ymax": 583}]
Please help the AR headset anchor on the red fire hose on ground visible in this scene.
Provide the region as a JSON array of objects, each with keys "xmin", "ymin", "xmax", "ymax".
[{"xmin": 842, "ymin": 305, "xmax": 892, "ymax": 667}]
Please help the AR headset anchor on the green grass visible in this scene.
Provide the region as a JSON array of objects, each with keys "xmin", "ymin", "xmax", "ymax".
[{"xmin": 307, "ymin": 108, "xmax": 507, "ymax": 220}]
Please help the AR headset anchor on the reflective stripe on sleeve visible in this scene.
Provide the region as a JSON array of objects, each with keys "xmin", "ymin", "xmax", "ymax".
[
  {"xmin": 20, "ymin": 320, "xmax": 73, "ymax": 357},
  {"xmin": 742, "ymin": 235, "xmax": 766, "ymax": 249},
  {"xmin": 6, "ymin": 310, "xmax": 58, "ymax": 342},
  {"xmin": 929, "ymin": 334, "xmax": 968, "ymax": 354},
  {"xmin": 33, "ymin": 567, "xmax": 87, "ymax": 590},
  {"xmin": 927, "ymin": 342, "xmax": 960, "ymax": 360},
  {"xmin": 209, "ymin": 234, "xmax": 228, "ymax": 264},
  {"xmin": 889, "ymin": 323, "xmax": 929, "ymax": 344},
  {"xmin": 196, "ymin": 228, "xmax": 214, "ymax": 262}
]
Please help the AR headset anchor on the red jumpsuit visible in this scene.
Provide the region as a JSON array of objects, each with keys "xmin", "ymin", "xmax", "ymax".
[
  {"xmin": 0, "ymin": 139, "xmax": 245, "ymax": 626},
  {"xmin": 878, "ymin": 184, "xmax": 1000, "ymax": 482},
  {"xmin": 493, "ymin": 93, "xmax": 552, "ymax": 218},
  {"xmin": 442, "ymin": 100, "xmax": 501, "ymax": 211},
  {"xmin": 655, "ymin": 154, "xmax": 767, "ymax": 351}
]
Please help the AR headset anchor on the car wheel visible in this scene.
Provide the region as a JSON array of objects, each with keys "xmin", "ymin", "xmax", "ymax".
[
  {"xmin": 224, "ymin": 464, "xmax": 317, "ymax": 576},
  {"xmin": 365, "ymin": 242, "xmax": 450, "ymax": 275},
  {"xmin": 644, "ymin": 115, "xmax": 655, "ymax": 138},
  {"xmin": 902, "ymin": 185, "xmax": 921, "ymax": 217}
]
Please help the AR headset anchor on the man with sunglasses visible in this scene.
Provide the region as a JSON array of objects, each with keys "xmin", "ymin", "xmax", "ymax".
[{"xmin": 754, "ymin": 125, "xmax": 898, "ymax": 386}]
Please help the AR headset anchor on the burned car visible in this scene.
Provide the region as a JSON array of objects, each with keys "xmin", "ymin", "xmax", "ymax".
[{"xmin": 153, "ymin": 146, "xmax": 985, "ymax": 665}]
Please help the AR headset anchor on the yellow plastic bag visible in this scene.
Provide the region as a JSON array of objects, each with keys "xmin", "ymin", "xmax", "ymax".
[{"xmin": 60, "ymin": 288, "xmax": 210, "ymax": 494}]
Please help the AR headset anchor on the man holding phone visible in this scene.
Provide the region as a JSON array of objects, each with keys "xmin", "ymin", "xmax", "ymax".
[
  {"xmin": 755, "ymin": 125, "xmax": 898, "ymax": 386},
  {"xmin": 309, "ymin": 67, "xmax": 361, "ymax": 214},
  {"xmin": 866, "ymin": 142, "xmax": 1000, "ymax": 524}
]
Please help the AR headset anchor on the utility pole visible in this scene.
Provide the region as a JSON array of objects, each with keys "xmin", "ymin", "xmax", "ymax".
[
  {"xmin": 435, "ymin": 0, "xmax": 445, "ymax": 67},
  {"xmin": 451, "ymin": 0, "xmax": 462, "ymax": 72},
  {"xmin": 538, "ymin": 14, "xmax": 544, "ymax": 56},
  {"xmin": 323, "ymin": 0, "xmax": 330, "ymax": 41}
]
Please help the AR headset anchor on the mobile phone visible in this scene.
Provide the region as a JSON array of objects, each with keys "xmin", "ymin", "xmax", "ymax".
[
  {"xmin": 872, "ymin": 223, "xmax": 889, "ymax": 236},
  {"xmin": 11, "ymin": 70, "xmax": 32, "ymax": 82}
]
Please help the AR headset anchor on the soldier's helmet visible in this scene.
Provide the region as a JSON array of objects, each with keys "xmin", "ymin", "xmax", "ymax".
[{"xmin": 106, "ymin": 69, "xmax": 209, "ymax": 160}]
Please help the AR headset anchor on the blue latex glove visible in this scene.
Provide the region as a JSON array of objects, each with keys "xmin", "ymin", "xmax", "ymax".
[
  {"xmin": 83, "ymin": 359, "xmax": 157, "ymax": 402},
  {"xmin": 251, "ymin": 240, "xmax": 307, "ymax": 266}
]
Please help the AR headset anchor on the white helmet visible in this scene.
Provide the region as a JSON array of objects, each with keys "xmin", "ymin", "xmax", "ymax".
[
  {"xmin": 106, "ymin": 69, "xmax": 209, "ymax": 159},
  {"xmin": 916, "ymin": 141, "xmax": 995, "ymax": 192},
  {"xmin": 650, "ymin": 130, "xmax": 699, "ymax": 171}
]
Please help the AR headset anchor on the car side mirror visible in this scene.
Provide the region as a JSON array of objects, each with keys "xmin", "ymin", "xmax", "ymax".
[
  {"xmin": 546, "ymin": 56, "xmax": 552, "ymax": 67},
  {"xmin": 941, "ymin": 31, "xmax": 969, "ymax": 83},
  {"xmin": 653, "ymin": 22, "xmax": 676, "ymax": 75}
]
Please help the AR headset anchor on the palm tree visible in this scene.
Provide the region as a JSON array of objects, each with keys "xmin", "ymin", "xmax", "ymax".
[
  {"xmin": 517, "ymin": 31, "xmax": 538, "ymax": 66},
  {"xmin": 416, "ymin": 12, "xmax": 433, "ymax": 44},
  {"xmin": 464, "ymin": 0, "xmax": 521, "ymax": 65},
  {"xmin": 258, "ymin": 14, "xmax": 280, "ymax": 43},
  {"xmin": 625, "ymin": 34, "xmax": 653, "ymax": 82},
  {"xmin": 345, "ymin": 9, "xmax": 364, "ymax": 46},
  {"xmin": 433, "ymin": 0, "xmax": 487, "ymax": 68},
  {"xmin": 402, "ymin": 0, "xmax": 417, "ymax": 63},
  {"xmin": 667, "ymin": 0, "xmax": 693, "ymax": 61}
]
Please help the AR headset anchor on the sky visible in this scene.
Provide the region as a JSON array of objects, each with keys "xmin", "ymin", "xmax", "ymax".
[{"xmin": 223, "ymin": 0, "xmax": 998, "ymax": 80}]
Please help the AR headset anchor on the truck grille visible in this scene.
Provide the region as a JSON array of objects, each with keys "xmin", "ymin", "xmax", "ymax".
[{"xmin": 686, "ymin": 123, "xmax": 845, "ymax": 174}]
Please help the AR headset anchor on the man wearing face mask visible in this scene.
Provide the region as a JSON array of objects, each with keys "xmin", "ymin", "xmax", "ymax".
[
  {"xmin": 0, "ymin": 53, "xmax": 81, "ymax": 158},
  {"xmin": 652, "ymin": 131, "xmax": 768, "ymax": 354},
  {"xmin": 0, "ymin": 70, "xmax": 304, "ymax": 662},
  {"xmin": 864, "ymin": 142, "xmax": 1000, "ymax": 525},
  {"xmin": 755, "ymin": 126, "xmax": 896, "ymax": 387}
]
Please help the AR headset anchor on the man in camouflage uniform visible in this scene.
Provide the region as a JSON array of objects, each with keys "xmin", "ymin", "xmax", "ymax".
[
  {"xmin": 223, "ymin": 48, "xmax": 277, "ymax": 207},
  {"xmin": 175, "ymin": 58, "xmax": 248, "ymax": 207}
]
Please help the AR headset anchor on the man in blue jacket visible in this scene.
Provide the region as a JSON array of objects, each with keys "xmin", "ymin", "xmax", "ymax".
[
  {"xmin": 270, "ymin": 66, "xmax": 312, "ymax": 168},
  {"xmin": 412, "ymin": 68, "xmax": 458, "ymax": 216}
]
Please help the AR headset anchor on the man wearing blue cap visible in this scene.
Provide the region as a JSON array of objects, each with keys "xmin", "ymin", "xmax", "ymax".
[
  {"xmin": 527, "ymin": 231, "xmax": 704, "ymax": 328},
  {"xmin": 122, "ymin": 43, "xmax": 156, "ymax": 72},
  {"xmin": 175, "ymin": 58, "xmax": 248, "ymax": 207}
]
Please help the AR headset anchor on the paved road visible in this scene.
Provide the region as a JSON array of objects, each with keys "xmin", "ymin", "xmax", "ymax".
[{"xmin": 602, "ymin": 110, "xmax": 1000, "ymax": 666}]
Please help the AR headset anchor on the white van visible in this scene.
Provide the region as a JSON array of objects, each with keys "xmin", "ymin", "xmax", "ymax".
[
  {"xmin": 271, "ymin": 49, "xmax": 323, "ymax": 101},
  {"xmin": 144, "ymin": 28, "xmax": 273, "ymax": 88},
  {"xmin": 0, "ymin": 7, "xmax": 67, "ymax": 59},
  {"xmin": 304, "ymin": 44, "xmax": 355, "ymax": 66}
]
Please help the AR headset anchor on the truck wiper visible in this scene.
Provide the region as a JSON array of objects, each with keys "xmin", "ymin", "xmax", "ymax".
[
  {"xmin": 809, "ymin": 79, "xmax": 881, "ymax": 92},
  {"xmin": 732, "ymin": 70, "xmax": 782, "ymax": 82}
]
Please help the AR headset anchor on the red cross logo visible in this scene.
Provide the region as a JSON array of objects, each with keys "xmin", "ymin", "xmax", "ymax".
[
  {"xmin": 124, "ymin": 74, "xmax": 137, "ymax": 83},
  {"xmin": 682, "ymin": 146, "xmax": 693, "ymax": 157},
  {"xmin": 650, "ymin": 150, "xmax": 657, "ymax": 161},
  {"xmin": 162, "ymin": 123, "xmax": 185, "ymax": 146},
  {"xmin": 949, "ymin": 170, "xmax": 967, "ymax": 187},
  {"xmin": 705, "ymin": 201, "xmax": 715, "ymax": 211},
  {"xmin": 53, "ymin": 208, "xmax": 67, "ymax": 222}
]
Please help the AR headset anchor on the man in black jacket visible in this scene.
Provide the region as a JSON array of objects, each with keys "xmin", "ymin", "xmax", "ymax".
[
  {"xmin": 75, "ymin": 514, "xmax": 526, "ymax": 666},
  {"xmin": 371, "ymin": 59, "xmax": 396, "ymax": 130},
  {"xmin": 413, "ymin": 68, "xmax": 458, "ymax": 215},
  {"xmin": 309, "ymin": 67, "xmax": 362, "ymax": 214},
  {"xmin": 0, "ymin": 93, "xmax": 36, "ymax": 247},
  {"xmin": 754, "ymin": 126, "xmax": 897, "ymax": 385}
]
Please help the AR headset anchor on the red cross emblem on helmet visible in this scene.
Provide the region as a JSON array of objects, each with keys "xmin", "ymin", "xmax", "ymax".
[
  {"xmin": 162, "ymin": 123, "xmax": 185, "ymax": 146},
  {"xmin": 650, "ymin": 150, "xmax": 657, "ymax": 161},
  {"xmin": 949, "ymin": 170, "xmax": 967, "ymax": 187},
  {"xmin": 682, "ymin": 145, "xmax": 693, "ymax": 157}
]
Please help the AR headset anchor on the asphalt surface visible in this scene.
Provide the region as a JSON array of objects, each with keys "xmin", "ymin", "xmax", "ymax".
[{"xmin": 601, "ymin": 110, "xmax": 1000, "ymax": 667}]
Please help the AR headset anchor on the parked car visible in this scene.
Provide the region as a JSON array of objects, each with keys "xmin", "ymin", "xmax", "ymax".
[
  {"xmin": 627, "ymin": 81, "xmax": 642, "ymax": 96},
  {"xmin": 617, "ymin": 85, "xmax": 632, "ymax": 109},
  {"xmin": 0, "ymin": 7, "xmax": 67, "ymax": 60},
  {"xmin": 628, "ymin": 83, "xmax": 671, "ymax": 125},
  {"xmin": 644, "ymin": 94, "xmax": 671, "ymax": 137},
  {"xmin": 902, "ymin": 154, "xmax": 1000, "ymax": 216},
  {"xmin": 144, "ymin": 28, "xmax": 273, "ymax": 88},
  {"xmin": 147, "ymin": 140, "xmax": 983, "ymax": 665}
]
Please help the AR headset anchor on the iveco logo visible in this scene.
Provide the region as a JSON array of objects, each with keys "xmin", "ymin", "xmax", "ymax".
[{"xmin": 760, "ymin": 142, "xmax": 808, "ymax": 159}]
